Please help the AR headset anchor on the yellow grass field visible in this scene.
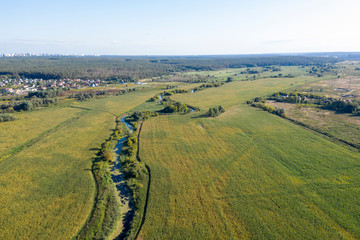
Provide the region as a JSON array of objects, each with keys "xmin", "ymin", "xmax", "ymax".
[
  {"xmin": 2, "ymin": 72, "xmax": 360, "ymax": 239},
  {"xmin": 0, "ymin": 88, "xmax": 162, "ymax": 239},
  {"xmin": 138, "ymin": 78, "xmax": 360, "ymax": 239},
  {"xmin": 0, "ymin": 107, "xmax": 81, "ymax": 156}
]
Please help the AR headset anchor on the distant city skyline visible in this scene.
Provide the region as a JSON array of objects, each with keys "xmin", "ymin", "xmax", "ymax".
[{"xmin": 2, "ymin": 0, "xmax": 360, "ymax": 55}]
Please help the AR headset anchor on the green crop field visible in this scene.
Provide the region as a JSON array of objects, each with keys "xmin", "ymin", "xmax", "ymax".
[
  {"xmin": 0, "ymin": 87, "xmax": 163, "ymax": 239},
  {"xmin": 1, "ymin": 64, "xmax": 360, "ymax": 240},
  {"xmin": 138, "ymin": 78, "xmax": 360, "ymax": 239},
  {"xmin": 0, "ymin": 107, "xmax": 82, "ymax": 156}
]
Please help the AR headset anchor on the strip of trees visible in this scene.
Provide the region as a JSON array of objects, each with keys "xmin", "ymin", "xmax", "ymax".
[
  {"xmin": 162, "ymin": 102, "xmax": 192, "ymax": 114},
  {"xmin": 121, "ymin": 111, "xmax": 158, "ymax": 206},
  {"xmin": 268, "ymin": 91, "xmax": 360, "ymax": 115},
  {"xmin": 0, "ymin": 98, "xmax": 58, "ymax": 112},
  {"xmin": 249, "ymin": 101, "xmax": 286, "ymax": 117},
  {"xmin": 79, "ymin": 117, "xmax": 125, "ymax": 239},
  {"xmin": 192, "ymin": 82, "xmax": 224, "ymax": 93},
  {"xmin": 0, "ymin": 86, "xmax": 142, "ymax": 113},
  {"xmin": 163, "ymin": 89, "xmax": 188, "ymax": 95}
]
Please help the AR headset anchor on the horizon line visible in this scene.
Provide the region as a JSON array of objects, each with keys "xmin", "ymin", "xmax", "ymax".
[{"xmin": 2, "ymin": 51, "xmax": 360, "ymax": 58}]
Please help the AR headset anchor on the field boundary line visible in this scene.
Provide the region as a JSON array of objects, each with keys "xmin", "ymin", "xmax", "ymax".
[
  {"xmin": 249, "ymin": 104, "xmax": 360, "ymax": 152},
  {"xmin": 0, "ymin": 110, "xmax": 89, "ymax": 163},
  {"xmin": 68, "ymin": 105, "xmax": 93, "ymax": 111},
  {"xmin": 75, "ymin": 113, "xmax": 125, "ymax": 240},
  {"xmin": 283, "ymin": 114, "xmax": 360, "ymax": 151},
  {"xmin": 132, "ymin": 121, "xmax": 151, "ymax": 240}
]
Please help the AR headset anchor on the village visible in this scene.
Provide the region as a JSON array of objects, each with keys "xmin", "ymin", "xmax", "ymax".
[{"xmin": 0, "ymin": 78, "xmax": 102, "ymax": 96}]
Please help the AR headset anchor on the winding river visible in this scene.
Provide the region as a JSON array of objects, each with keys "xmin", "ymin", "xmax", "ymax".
[
  {"xmin": 110, "ymin": 116, "xmax": 135, "ymax": 239},
  {"xmin": 110, "ymin": 105, "xmax": 194, "ymax": 238}
]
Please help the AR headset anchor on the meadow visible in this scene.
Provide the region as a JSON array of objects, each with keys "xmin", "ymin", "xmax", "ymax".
[
  {"xmin": 0, "ymin": 107, "xmax": 81, "ymax": 156},
  {"xmin": 1, "ymin": 64, "xmax": 360, "ymax": 239},
  {"xmin": 265, "ymin": 64, "xmax": 360, "ymax": 148},
  {"xmin": 267, "ymin": 101, "xmax": 360, "ymax": 147},
  {"xmin": 0, "ymin": 86, "xmax": 163, "ymax": 239},
  {"xmin": 180, "ymin": 66, "xmax": 313, "ymax": 82},
  {"xmin": 138, "ymin": 77, "xmax": 360, "ymax": 239}
]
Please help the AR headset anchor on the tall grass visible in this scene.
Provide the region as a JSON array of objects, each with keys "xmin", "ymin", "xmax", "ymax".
[
  {"xmin": 0, "ymin": 107, "xmax": 82, "ymax": 156},
  {"xmin": 0, "ymin": 87, "xmax": 162, "ymax": 240},
  {"xmin": 138, "ymin": 77, "xmax": 360, "ymax": 239}
]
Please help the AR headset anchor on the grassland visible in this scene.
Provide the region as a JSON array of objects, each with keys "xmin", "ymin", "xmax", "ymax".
[
  {"xmin": 267, "ymin": 101, "xmax": 360, "ymax": 147},
  {"xmin": 138, "ymin": 77, "xmax": 360, "ymax": 239},
  {"xmin": 182, "ymin": 66, "xmax": 311, "ymax": 82},
  {"xmin": 0, "ymin": 107, "xmax": 82, "ymax": 156},
  {"xmin": 296, "ymin": 75, "xmax": 360, "ymax": 100},
  {"xmin": 0, "ymin": 86, "xmax": 164, "ymax": 239},
  {"xmin": 265, "ymin": 66, "xmax": 360, "ymax": 147},
  {"xmin": 2, "ymin": 64, "xmax": 360, "ymax": 239}
]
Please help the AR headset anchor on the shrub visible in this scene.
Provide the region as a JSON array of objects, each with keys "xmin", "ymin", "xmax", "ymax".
[
  {"xmin": 0, "ymin": 113, "xmax": 16, "ymax": 122},
  {"xmin": 102, "ymin": 151, "xmax": 113, "ymax": 163},
  {"xmin": 147, "ymin": 96, "xmax": 159, "ymax": 102},
  {"xmin": 207, "ymin": 106, "xmax": 225, "ymax": 117},
  {"xmin": 162, "ymin": 102, "xmax": 189, "ymax": 114}
]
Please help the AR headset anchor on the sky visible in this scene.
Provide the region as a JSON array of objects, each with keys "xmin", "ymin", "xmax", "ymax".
[{"xmin": 1, "ymin": 0, "xmax": 360, "ymax": 55}]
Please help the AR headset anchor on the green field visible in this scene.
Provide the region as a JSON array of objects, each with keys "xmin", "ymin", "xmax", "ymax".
[
  {"xmin": 267, "ymin": 101, "xmax": 360, "ymax": 147},
  {"xmin": 138, "ymin": 78, "xmax": 360, "ymax": 239},
  {"xmin": 0, "ymin": 87, "xmax": 163, "ymax": 239},
  {"xmin": 0, "ymin": 107, "xmax": 82, "ymax": 156},
  {"xmin": 182, "ymin": 66, "xmax": 310, "ymax": 82},
  {"xmin": 1, "ymin": 67, "xmax": 360, "ymax": 239}
]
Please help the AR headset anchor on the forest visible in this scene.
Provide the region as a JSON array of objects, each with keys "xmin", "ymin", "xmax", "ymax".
[{"xmin": 0, "ymin": 55, "xmax": 339, "ymax": 82}]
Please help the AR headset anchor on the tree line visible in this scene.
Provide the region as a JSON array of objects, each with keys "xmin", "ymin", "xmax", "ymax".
[
  {"xmin": 192, "ymin": 82, "xmax": 224, "ymax": 93},
  {"xmin": 0, "ymin": 56, "xmax": 339, "ymax": 82},
  {"xmin": 248, "ymin": 101, "xmax": 286, "ymax": 117},
  {"xmin": 268, "ymin": 91, "xmax": 360, "ymax": 115}
]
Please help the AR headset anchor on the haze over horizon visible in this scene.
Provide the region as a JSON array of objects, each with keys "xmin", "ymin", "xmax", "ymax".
[{"xmin": 2, "ymin": 0, "xmax": 360, "ymax": 55}]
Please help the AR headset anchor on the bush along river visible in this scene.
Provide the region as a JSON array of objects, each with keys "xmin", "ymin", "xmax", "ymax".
[
  {"xmin": 110, "ymin": 102, "xmax": 198, "ymax": 239},
  {"xmin": 110, "ymin": 116, "xmax": 135, "ymax": 239}
]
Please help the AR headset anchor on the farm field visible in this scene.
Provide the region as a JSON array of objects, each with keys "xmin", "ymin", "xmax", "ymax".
[
  {"xmin": 267, "ymin": 101, "xmax": 360, "ymax": 146},
  {"xmin": 265, "ymin": 71, "xmax": 360, "ymax": 147},
  {"xmin": 0, "ymin": 107, "xmax": 82, "ymax": 156},
  {"xmin": 138, "ymin": 77, "xmax": 360, "ymax": 239},
  {"xmin": 1, "ymin": 63, "xmax": 360, "ymax": 239},
  {"xmin": 0, "ymin": 87, "xmax": 163, "ymax": 239},
  {"xmin": 2, "ymin": 1, "xmax": 360, "ymax": 237}
]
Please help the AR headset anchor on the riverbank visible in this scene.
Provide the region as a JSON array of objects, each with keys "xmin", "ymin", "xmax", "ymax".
[
  {"xmin": 75, "ymin": 116, "xmax": 124, "ymax": 240},
  {"xmin": 110, "ymin": 117, "xmax": 136, "ymax": 239}
]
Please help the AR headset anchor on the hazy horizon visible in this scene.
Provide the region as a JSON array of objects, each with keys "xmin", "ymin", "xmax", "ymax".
[
  {"xmin": 2, "ymin": 0, "xmax": 360, "ymax": 55},
  {"xmin": 2, "ymin": 51, "xmax": 360, "ymax": 57}
]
